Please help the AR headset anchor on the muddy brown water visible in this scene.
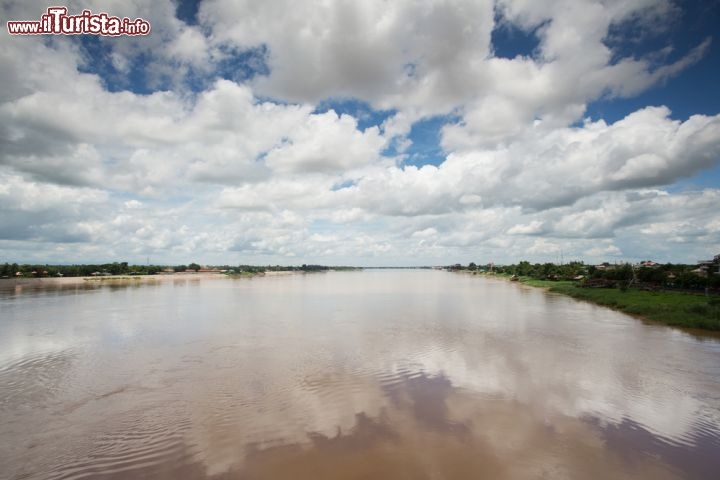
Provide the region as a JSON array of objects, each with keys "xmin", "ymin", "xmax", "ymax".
[{"xmin": 1, "ymin": 270, "xmax": 719, "ymax": 479}]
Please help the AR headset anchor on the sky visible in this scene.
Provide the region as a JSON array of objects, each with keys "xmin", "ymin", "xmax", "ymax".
[{"xmin": 1, "ymin": 0, "xmax": 719, "ymax": 267}]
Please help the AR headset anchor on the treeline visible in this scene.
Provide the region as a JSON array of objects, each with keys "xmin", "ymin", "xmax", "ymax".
[
  {"xmin": 450, "ymin": 261, "xmax": 720, "ymax": 291},
  {"xmin": 447, "ymin": 261, "xmax": 587, "ymax": 278},
  {"xmin": 230, "ymin": 264, "xmax": 359, "ymax": 273},
  {"xmin": 0, "ymin": 262, "xmax": 165, "ymax": 277},
  {"xmin": 1, "ymin": 262, "xmax": 360, "ymax": 278}
]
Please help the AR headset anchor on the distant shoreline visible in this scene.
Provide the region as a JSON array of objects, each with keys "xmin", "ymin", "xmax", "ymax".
[
  {"xmin": 0, "ymin": 269, "xmax": 339, "ymax": 288},
  {"xmin": 0, "ymin": 272, "xmax": 253, "ymax": 287}
]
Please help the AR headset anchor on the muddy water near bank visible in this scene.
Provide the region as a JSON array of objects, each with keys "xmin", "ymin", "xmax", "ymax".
[{"xmin": 1, "ymin": 270, "xmax": 719, "ymax": 479}]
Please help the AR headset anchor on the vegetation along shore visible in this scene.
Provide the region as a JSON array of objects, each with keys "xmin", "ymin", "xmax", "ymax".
[
  {"xmin": 449, "ymin": 258, "xmax": 720, "ymax": 331},
  {"xmin": 518, "ymin": 278, "xmax": 719, "ymax": 331}
]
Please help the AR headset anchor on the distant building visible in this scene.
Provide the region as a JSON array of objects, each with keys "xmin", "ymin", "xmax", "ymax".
[
  {"xmin": 595, "ymin": 263, "xmax": 616, "ymax": 271},
  {"xmin": 691, "ymin": 267, "xmax": 708, "ymax": 278},
  {"xmin": 197, "ymin": 267, "xmax": 222, "ymax": 273},
  {"xmin": 697, "ymin": 254, "xmax": 720, "ymax": 276}
]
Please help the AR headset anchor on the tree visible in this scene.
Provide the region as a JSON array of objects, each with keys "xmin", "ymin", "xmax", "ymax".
[
  {"xmin": 637, "ymin": 266, "xmax": 666, "ymax": 284},
  {"xmin": 516, "ymin": 260, "xmax": 533, "ymax": 276}
]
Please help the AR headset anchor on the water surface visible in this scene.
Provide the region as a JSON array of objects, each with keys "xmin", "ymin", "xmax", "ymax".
[{"xmin": 1, "ymin": 271, "xmax": 719, "ymax": 479}]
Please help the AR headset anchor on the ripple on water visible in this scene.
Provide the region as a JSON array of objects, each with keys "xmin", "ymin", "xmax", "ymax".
[
  {"xmin": 48, "ymin": 414, "xmax": 193, "ymax": 480},
  {"xmin": 586, "ymin": 413, "xmax": 720, "ymax": 479},
  {"xmin": 0, "ymin": 349, "xmax": 78, "ymax": 411}
]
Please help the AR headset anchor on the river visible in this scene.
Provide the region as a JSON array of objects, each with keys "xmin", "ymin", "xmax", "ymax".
[{"xmin": 1, "ymin": 270, "xmax": 719, "ymax": 479}]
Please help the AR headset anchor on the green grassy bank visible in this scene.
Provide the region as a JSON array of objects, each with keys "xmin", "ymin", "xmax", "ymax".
[{"xmin": 515, "ymin": 277, "xmax": 720, "ymax": 331}]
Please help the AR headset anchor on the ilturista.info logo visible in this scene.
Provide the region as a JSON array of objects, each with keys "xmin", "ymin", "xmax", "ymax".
[{"xmin": 7, "ymin": 6, "xmax": 151, "ymax": 36}]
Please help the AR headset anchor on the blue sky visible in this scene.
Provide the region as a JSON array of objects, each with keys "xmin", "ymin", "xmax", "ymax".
[{"xmin": 1, "ymin": 0, "xmax": 719, "ymax": 266}]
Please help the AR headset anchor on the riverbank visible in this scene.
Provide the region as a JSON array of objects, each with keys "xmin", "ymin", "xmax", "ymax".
[
  {"xmin": 505, "ymin": 276, "xmax": 720, "ymax": 331},
  {"xmin": 0, "ymin": 269, "xmax": 313, "ymax": 289},
  {"xmin": 0, "ymin": 271, "xmax": 260, "ymax": 288}
]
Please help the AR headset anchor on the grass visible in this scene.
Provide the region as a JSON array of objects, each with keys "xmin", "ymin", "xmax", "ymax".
[{"xmin": 514, "ymin": 278, "xmax": 720, "ymax": 331}]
